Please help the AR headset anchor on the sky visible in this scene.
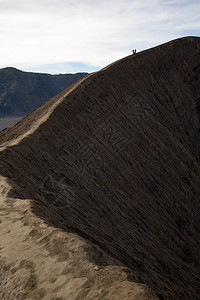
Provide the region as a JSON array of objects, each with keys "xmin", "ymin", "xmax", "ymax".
[{"xmin": 0, "ymin": 0, "xmax": 199, "ymax": 74}]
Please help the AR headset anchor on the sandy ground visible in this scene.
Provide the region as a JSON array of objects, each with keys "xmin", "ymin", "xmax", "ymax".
[
  {"xmin": 0, "ymin": 37, "xmax": 200, "ymax": 300},
  {"xmin": 0, "ymin": 176, "xmax": 156, "ymax": 299}
]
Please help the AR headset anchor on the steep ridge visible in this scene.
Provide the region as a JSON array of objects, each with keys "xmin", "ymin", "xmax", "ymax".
[
  {"xmin": 0, "ymin": 67, "xmax": 87, "ymax": 117},
  {"xmin": 0, "ymin": 36, "xmax": 200, "ymax": 299}
]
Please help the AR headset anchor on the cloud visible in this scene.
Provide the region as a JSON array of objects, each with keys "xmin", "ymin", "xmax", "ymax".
[
  {"xmin": 0, "ymin": 0, "xmax": 199, "ymax": 73},
  {"xmin": 22, "ymin": 61, "xmax": 101, "ymax": 74}
]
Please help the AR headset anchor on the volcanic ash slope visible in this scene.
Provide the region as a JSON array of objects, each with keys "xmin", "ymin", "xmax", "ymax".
[{"xmin": 0, "ymin": 36, "xmax": 200, "ymax": 300}]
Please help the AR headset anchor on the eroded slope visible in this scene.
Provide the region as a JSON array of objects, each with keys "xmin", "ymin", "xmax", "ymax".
[{"xmin": 0, "ymin": 37, "xmax": 200, "ymax": 299}]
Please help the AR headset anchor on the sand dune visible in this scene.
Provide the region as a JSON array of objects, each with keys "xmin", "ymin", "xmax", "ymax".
[{"xmin": 0, "ymin": 36, "xmax": 200, "ymax": 299}]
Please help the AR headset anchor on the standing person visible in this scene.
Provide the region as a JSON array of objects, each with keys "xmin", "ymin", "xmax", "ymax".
[
  {"xmin": 132, "ymin": 50, "xmax": 135, "ymax": 54},
  {"xmin": 135, "ymin": 49, "xmax": 137, "ymax": 54}
]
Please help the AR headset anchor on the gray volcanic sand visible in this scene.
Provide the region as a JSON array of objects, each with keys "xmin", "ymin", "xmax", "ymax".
[
  {"xmin": 0, "ymin": 77, "xmax": 156, "ymax": 299},
  {"xmin": 0, "ymin": 37, "xmax": 200, "ymax": 299}
]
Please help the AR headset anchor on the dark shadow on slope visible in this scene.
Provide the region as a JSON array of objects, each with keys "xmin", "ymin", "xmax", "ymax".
[{"xmin": 1, "ymin": 37, "xmax": 200, "ymax": 300}]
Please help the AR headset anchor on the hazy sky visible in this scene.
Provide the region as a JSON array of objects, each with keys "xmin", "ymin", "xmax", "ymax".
[{"xmin": 0, "ymin": 0, "xmax": 199, "ymax": 73}]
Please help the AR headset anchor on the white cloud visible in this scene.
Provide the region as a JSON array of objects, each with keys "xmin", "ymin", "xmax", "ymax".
[{"xmin": 0, "ymin": 0, "xmax": 199, "ymax": 72}]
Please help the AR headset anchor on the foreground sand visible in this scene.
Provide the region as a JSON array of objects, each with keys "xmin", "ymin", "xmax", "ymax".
[
  {"xmin": 0, "ymin": 37, "xmax": 200, "ymax": 299},
  {"xmin": 0, "ymin": 177, "xmax": 155, "ymax": 299}
]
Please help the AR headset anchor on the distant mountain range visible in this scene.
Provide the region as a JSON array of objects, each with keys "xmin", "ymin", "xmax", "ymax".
[{"xmin": 0, "ymin": 67, "xmax": 88, "ymax": 117}]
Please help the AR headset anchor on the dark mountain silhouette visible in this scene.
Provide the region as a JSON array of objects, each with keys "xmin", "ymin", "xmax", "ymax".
[
  {"xmin": 0, "ymin": 36, "xmax": 200, "ymax": 299},
  {"xmin": 0, "ymin": 67, "xmax": 87, "ymax": 117}
]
